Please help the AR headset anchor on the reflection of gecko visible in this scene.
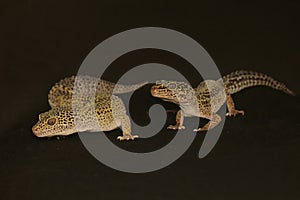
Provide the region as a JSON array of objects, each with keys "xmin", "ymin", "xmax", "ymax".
[
  {"xmin": 32, "ymin": 76, "xmax": 147, "ymax": 140},
  {"xmin": 151, "ymin": 70, "xmax": 295, "ymax": 131}
]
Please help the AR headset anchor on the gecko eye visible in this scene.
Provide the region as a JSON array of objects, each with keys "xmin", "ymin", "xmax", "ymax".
[
  {"xmin": 47, "ymin": 118, "xmax": 56, "ymax": 126},
  {"xmin": 167, "ymin": 83, "xmax": 176, "ymax": 89}
]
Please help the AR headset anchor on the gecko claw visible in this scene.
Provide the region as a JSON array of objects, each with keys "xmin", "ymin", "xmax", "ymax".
[{"xmin": 117, "ymin": 135, "xmax": 139, "ymax": 141}]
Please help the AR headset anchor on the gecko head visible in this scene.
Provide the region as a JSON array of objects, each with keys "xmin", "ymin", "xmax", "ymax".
[
  {"xmin": 32, "ymin": 108, "xmax": 76, "ymax": 137},
  {"xmin": 151, "ymin": 80, "xmax": 195, "ymax": 104}
]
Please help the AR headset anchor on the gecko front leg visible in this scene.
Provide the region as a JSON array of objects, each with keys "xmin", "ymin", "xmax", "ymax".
[{"xmin": 167, "ymin": 110, "xmax": 186, "ymax": 130}]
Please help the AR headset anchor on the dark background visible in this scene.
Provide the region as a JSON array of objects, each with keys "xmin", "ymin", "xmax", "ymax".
[{"xmin": 1, "ymin": 0, "xmax": 300, "ymax": 199}]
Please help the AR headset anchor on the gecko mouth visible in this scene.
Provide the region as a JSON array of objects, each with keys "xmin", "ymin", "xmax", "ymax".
[
  {"xmin": 32, "ymin": 126, "xmax": 51, "ymax": 137},
  {"xmin": 32, "ymin": 124, "xmax": 75, "ymax": 137}
]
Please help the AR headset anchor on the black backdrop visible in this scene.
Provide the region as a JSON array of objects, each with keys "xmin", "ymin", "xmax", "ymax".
[{"xmin": 1, "ymin": 0, "xmax": 300, "ymax": 199}]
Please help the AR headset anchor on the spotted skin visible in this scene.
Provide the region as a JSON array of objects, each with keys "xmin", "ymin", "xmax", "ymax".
[
  {"xmin": 151, "ymin": 70, "xmax": 295, "ymax": 131},
  {"xmin": 32, "ymin": 76, "xmax": 146, "ymax": 140}
]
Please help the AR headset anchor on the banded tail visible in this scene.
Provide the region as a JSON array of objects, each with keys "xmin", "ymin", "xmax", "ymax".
[{"xmin": 219, "ymin": 70, "xmax": 295, "ymax": 95}]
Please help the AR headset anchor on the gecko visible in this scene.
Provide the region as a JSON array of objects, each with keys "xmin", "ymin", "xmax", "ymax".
[
  {"xmin": 151, "ymin": 70, "xmax": 295, "ymax": 131},
  {"xmin": 32, "ymin": 76, "xmax": 147, "ymax": 140}
]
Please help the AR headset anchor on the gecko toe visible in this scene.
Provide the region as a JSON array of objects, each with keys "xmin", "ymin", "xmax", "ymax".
[
  {"xmin": 226, "ymin": 109, "xmax": 244, "ymax": 117},
  {"xmin": 167, "ymin": 125, "xmax": 185, "ymax": 130}
]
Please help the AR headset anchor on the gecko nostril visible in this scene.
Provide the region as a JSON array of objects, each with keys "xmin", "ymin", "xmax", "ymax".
[{"xmin": 32, "ymin": 128, "xmax": 37, "ymax": 135}]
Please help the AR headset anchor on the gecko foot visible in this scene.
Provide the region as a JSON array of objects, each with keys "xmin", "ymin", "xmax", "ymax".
[
  {"xmin": 226, "ymin": 109, "xmax": 244, "ymax": 117},
  {"xmin": 167, "ymin": 125, "xmax": 186, "ymax": 130},
  {"xmin": 117, "ymin": 135, "xmax": 139, "ymax": 141},
  {"xmin": 193, "ymin": 128, "xmax": 207, "ymax": 132}
]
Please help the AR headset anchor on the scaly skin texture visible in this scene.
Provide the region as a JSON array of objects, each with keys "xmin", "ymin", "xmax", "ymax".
[
  {"xmin": 32, "ymin": 76, "xmax": 147, "ymax": 140},
  {"xmin": 48, "ymin": 75, "xmax": 148, "ymax": 108},
  {"xmin": 151, "ymin": 70, "xmax": 295, "ymax": 131}
]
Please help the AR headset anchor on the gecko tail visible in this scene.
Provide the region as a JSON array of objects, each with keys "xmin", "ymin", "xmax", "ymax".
[
  {"xmin": 219, "ymin": 70, "xmax": 295, "ymax": 96},
  {"xmin": 112, "ymin": 81, "xmax": 149, "ymax": 94}
]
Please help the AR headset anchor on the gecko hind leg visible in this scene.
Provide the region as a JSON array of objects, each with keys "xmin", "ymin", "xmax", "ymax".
[
  {"xmin": 117, "ymin": 115, "xmax": 139, "ymax": 141},
  {"xmin": 194, "ymin": 113, "xmax": 221, "ymax": 132},
  {"xmin": 226, "ymin": 94, "xmax": 244, "ymax": 117}
]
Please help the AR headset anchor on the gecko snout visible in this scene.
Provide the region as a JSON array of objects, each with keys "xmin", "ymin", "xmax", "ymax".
[
  {"xmin": 150, "ymin": 87, "xmax": 158, "ymax": 95},
  {"xmin": 32, "ymin": 126, "xmax": 38, "ymax": 136},
  {"xmin": 32, "ymin": 124, "xmax": 42, "ymax": 137},
  {"xmin": 151, "ymin": 87, "xmax": 163, "ymax": 96}
]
